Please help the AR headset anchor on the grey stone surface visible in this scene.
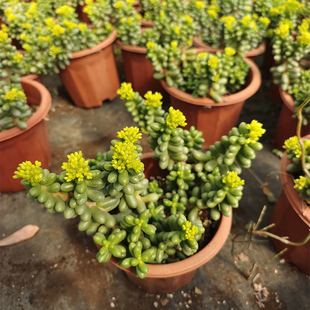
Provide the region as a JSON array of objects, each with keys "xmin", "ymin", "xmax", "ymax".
[{"xmin": 0, "ymin": 53, "xmax": 309, "ymax": 310}]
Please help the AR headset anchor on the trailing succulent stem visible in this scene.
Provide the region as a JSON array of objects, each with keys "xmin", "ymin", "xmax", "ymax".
[{"xmin": 15, "ymin": 84, "xmax": 265, "ymax": 278}]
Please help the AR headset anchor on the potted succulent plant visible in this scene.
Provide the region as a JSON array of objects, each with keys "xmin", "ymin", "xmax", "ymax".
[
  {"xmin": 269, "ymin": 16, "xmax": 310, "ymax": 149},
  {"xmin": 0, "ymin": 29, "xmax": 52, "ymax": 192},
  {"xmin": 113, "ymin": 0, "xmax": 196, "ymax": 97},
  {"xmin": 13, "ymin": 82, "xmax": 266, "ymax": 292},
  {"xmin": 146, "ymin": 43, "xmax": 262, "ymax": 149},
  {"xmin": 270, "ymin": 94, "xmax": 310, "ymax": 275},
  {"xmin": 2, "ymin": 1, "xmax": 120, "ymax": 108},
  {"xmin": 189, "ymin": 0, "xmax": 270, "ymax": 59}
]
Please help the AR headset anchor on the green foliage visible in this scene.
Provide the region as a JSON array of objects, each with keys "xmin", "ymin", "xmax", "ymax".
[{"xmin": 146, "ymin": 42, "xmax": 249, "ymax": 101}]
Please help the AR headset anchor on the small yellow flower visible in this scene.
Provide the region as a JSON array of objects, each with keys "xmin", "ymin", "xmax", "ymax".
[
  {"xmin": 182, "ymin": 221, "xmax": 199, "ymax": 241},
  {"xmin": 78, "ymin": 23, "xmax": 87, "ymax": 32},
  {"xmin": 241, "ymin": 15, "xmax": 251, "ymax": 26},
  {"xmin": 114, "ymin": 1, "xmax": 124, "ymax": 9},
  {"xmin": 49, "ymin": 46, "xmax": 62, "ymax": 58},
  {"xmin": 171, "ymin": 40, "xmax": 178, "ymax": 49},
  {"xmin": 297, "ymin": 32, "xmax": 310, "ymax": 45},
  {"xmin": 5, "ymin": 88, "xmax": 26, "ymax": 101},
  {"xmin": 222, "ymin": 171, "xmax": 244, "ymax": 189},
  {"xmin": 224, "ymin": 47, "xmax": 236, "ymax": 56},
  {"xmin": 259, "ymin": 17, "xmax": 270, "ymax": 28},
  {"xmin": 55, "ymin": 5, "xmax": 75, "ymax": 17},
  {"xmin": 61, "ymin": 151, "xmax": 93, "ymax": 182},
  {"xmin": 208, "ymin": 56, "xmax": 218, "ymax": 68},
  {"xmin": 184, "ymin": 15, "xmax": 193, "ymax": 25},
  {"xmin": 166, "ymin": 107, "xmax": 187, "ymax": 129},
  {"xmin": 144, "ymin": 91, "xmax": 163, "ymax": 108},
  {"xmin": 294, "ymin": 176, "xmax": 308, "ymax": 191},
  {"xmin": 0, "ymin": 30, "xmax": 8, "ymax": 42},
  {"xmin": 174, "ymin": 26, "xmax": 180, "ymax": 35},
  {"xmin": 207, "ymin": 5, "xmax": 219, "ymax": 19},
  {"xmin": 13, "ymin": 53, "xmax": 23, "ymax": 63},
  {"xmin": 52, "ymin": 25, "xmax": 65, "ymax": 37},
  {"xmin": 13, "ymin": 161, "xmax": 43, "ymax": 184},
  {"xmin": 213, "ymin": 74, "xmax": 220, "ymax": 82},
  {"xmin": 220, "ymin": 15, "xmax": 236, "ymax": 30},
  {"xmin": 283, "ymin": 136, "xmax": 302, "ymax": 157},
  {"xmin": 117, "ymin": 127, "xmax": 142, "ymax": 144},
  {"xmin": 63, "ymin": 21, "xmax": 77, "ymax": 30},
  {"xmin": 22, "ymin": 44, "xmax": 32, "ymax": 51},
  {"xmin": 274, "ymin": 20, "xmax": 292, "ymax": 38},
  {"xmin": 1, "ymin": 24, "xmax": 9, "ymax": 32},
  {"xmin": 117, "ymin": 82, "xmax": 135, "ymax": 101},
  {"xmin": 198, "ymin": 52, "xmax": 207, "ymax": 59},
  {"xmin": 245, "ymin": 120, "xmax": 266, "ymax": 143},
  {"xmin": 146, "ymin": 41, "xmax": 155, "ymax": 49},
  {"xmin": 22, "ymin": 23, "xmax": 31, "ymax": 29},
  {"xmin": 45, "ymin": 18, "xmax": 55, "ymax": 29},
  {"xmin": 195, "ymin": 1, "xmax": 205, "ymax": 9}
]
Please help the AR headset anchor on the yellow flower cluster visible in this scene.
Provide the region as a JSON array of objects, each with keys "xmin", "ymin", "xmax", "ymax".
[
  {"xmin": 55, "ymin": 5, "xmax": 75, "ymax": 17},
  {"xmin": 297, "ymin": 20, "xmax": 310, "ymax": 45},
  {"xmin": 274, "ymin": 20, "xmax": 292, "ymax": 38},
  {"xmin": 0, "ymin": 30, "xmax": 8, "ymax": 42},
  {"xmin": 26, "ymin": 2, "xmax": 38, "ymax": 17},
  {"xmin": 63, "ymin": 21, "xmax": 77, "ymax": 30},
  {"xmin": 4, "ymin": 8, "xmax": 16, "ymax": 22},
  {"xmin": 222, "ymin": 171, "xmax": 245, "ymax": 189},
  {"xmin": 208, "ymin": 55, "xmax": 218, "ymax": 68},
  {"xmin": 61, "ymin": 151, "xmax": 93, "ymax": 182},
  {"xmin": 207, "ymin": 5, "xmax": 220, "ymax": 19},
  {"xmin": 114, "ymin": 1, "xmax": 124, "ymax": 9},
  {"xmin": 5, "ymin": 88, "xmax": 26, "ymax": 101},
  {"xmin": 117, "ymin": 82, "xmax": 135, "ymax": 101},
  {"xmin": 294, "ymin": 176, "xmax": 309, "ymax": 191},
  {"xmin": 78, "ymin": 23, "xmax": 87, "ymax": 32},
  {"xmin": 182, "ymin": 221, "xmax": 199, "ymax": 241},
  {"xmin": 241, "ymin": 15, "xmax": 251, "ymax": 26},
  {"xmin": 195, "ymin": 1, "xmax": 205, "ymax": 9},
  {"xmin": 38, "ymin": 35, "xmax": 52, "ymax": 43},
  {"xmin": 111, "ymin": 141, "xmax": 143, "ymax": 173},
  {"xmin": 144, "ymin": 91, "xmax": 163, "ymax": 108},
  {"xmin": 45, "ymin": 18, "xmax": 55, "ymax": 30},
  {"xmin": 22, "ymin": 44, "xmax": 32, "ymax": 51},
  {"xmin": 184, "ymin": 15, "xmax": 193, "ymax": 25},
  {"xmin": 22, "ymin": 23, "xmax": 31, "ymax": 29},
  {"xmin": 166, "ymin": 107, "xmax": 187, "ymax": 129},
  {"xmin": 117, "ymin": 127, "xmax": 142, "ymax": 144},
  {"xmin": 220, "ymin": 15, "xmax": 236, "ymax": 30},
  {"xmin": 170, "ymin": 40, "xmax": 178, "ymax": 49},
  {"xmin": 52, "ymin": 25, "xmax": 65, "ymax": 37},
  {"xmin": 49, "ymin": 46, "xmax": 62, "ymax": 58},
  {"xmin": 283, "ymin": 136, "xmax": 310, "ymax": 158},
  {"xmin": 224, "ymin": 47, "xmax": 236, "ymax": 56},
  {"xmin": 245, "ymin": 120, "xmax": 266, "ymax": 143},
  {"xmin": 13, "ymin": 53, "xmax": 23, "ymax": 63},
  {"xmin": 174, "ymin": 26, "xmax": 180, "ymax": 35},
  {"xmin": 13, "ymin": 161, "xmax": 43, "ymax": 184},
  {"xmin": 259, "ymin": 17, "xmax": 271, "ymax": 28}
]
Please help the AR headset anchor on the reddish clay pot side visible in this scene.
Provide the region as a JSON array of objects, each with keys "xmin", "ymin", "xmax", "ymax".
[
  {"xmin": 22, "ymin": 73, "xmax": 43, "ymax": 83},
  {"xmin": 193, "ymin": 37, "xmax": 266, "ymax": 60},
  {"xmin": 273, "ymin": 89, "xmax": 310, "ymax": 150},
  {"xmin": 59, "ymin": 29, "xmax": 120, "ymax": 109},
  {"xmin": 116, "ymin": 40, "xmax": 169, "ymax": 101},
  {"xmin": 270, "ymin": 149, "xmax": 310, "ymax": 275},
  {"xmin": 76, "ymin": 3, "xmax": 91, "ymax": 24},
  {"xmin": 0, "ymin": 78, "xmax": 52, "ymax": 192},
  {"xmin": 94, "ymin": 153, "xmax": 232, "ymax": 293},
  {"xmin": 160, "ymin": 58, "xmax": 262, "ymax": 149}
]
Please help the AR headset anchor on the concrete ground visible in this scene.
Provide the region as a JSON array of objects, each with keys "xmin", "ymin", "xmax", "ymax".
[{"xmin": 0, "ymin": 52, "xmax": 309, "ymax": 310}]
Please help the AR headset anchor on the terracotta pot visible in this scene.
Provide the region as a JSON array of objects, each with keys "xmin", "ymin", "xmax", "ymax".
[
  {"xmin": 193, "ymin": 37, "xmax": 266, "ymax": 60},
  {"xmin": 76, "ymin": 3, "xmax": 91, "ymax": 24},
  {"xmin": 59, "ymin": 29, "xmax": 120, "ymax": 109},
  {"xmin": 270, "ymin": 148, "xmax": 310, "ymax": 275},
  {"xmin": 94, "ymin": 153, "xmax": 232, "ymax": 293},
  {"xmin": 160, "ymin": 58, "xmax": 262, "ymax": 149},
  {"xmin": 0, "ymin": 78, "xmax": 52, "ymax": 192},
  {"xmin": 22, "ymin": 73, "xmax": 43, "ymax": 83},
  {"xmin": 116, "ymin": 40, "xmax": 169, "ymax": 101},
  {"xmin": 273, "ymin": 88, "xmax": 310, "ymax": 150}
]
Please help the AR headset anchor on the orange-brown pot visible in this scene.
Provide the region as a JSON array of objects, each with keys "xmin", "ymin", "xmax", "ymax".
[
  {"xmin": 273, "ymin": 89, "xmax": 310, "ymax": 150},
  {"xmin": 160, "ymin": 58, "xmax": 261, "ymax": 149},
  {"xmin": 193, "ymin": 37, "xmax": 266, "ymax": 60},
  {"xmin": 0, "ymin": 78, "xmax": 52, "ymax": 192},
  {"xmin": 94, "ymin": 153, "xmax": 232, "ymax": 293},
  {"xmin": 59, "ymin": 29, "xmax": 120, "ymax": 109},
  {"xmin": 270, "ymin": 147, "xmax": 310, "ymax": 275},
  {"xmin": 116, "ymin": 40, "xmax": 169, "ymax": 101}
]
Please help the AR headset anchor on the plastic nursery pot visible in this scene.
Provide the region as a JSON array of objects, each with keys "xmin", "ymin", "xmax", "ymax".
[
  {"xmin": 193, "ymin": 37, "xmax": 266, "ymax": 60},
  {"xmin": 273, "ymin": 88, "xmax": 310, "ymax": 150},
  {"xmin": 115, "ymin": 40, "xmax": 169, "ymax": 102},
  {"xmin": 0, "ymin": 78, "xmax": 52, "ymax": 192},
  {"xmin": 160, "ymin": 58, "xmax": 262, "ymax": 150},
  {"xmin": 95, "ymin": 153, "xmax": 232, "ymax": 293},
  {"xmin": 270, "ymin": 145, "xmax": 310, "ymax": 275},
  {"xmin": 59, "ymin": 29, "xmax": 120, "ymax": 109}
]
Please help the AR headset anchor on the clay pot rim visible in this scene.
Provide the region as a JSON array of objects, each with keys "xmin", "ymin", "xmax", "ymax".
[
  {"xmin": 280, "ymin": 143, "xmax": 310, "ymax": 226},
  {"xmin": 116, "ymin": 39, "xmax": 147, "ymax": 54},
  {"xmin": 0, "ymin": 78, "xmax": 51, "ymax": 142},
  {"xmin": 193, "ymin": 37, "xmax": 266, "ymax": 57},
  {"xmin": 109, "ymin": 209, "xmax": 232, "ymax": 279},
  {"xmin": 160, "ymin": 58, "xmax": 261, "ymax": 107},
  {"xmin": 70, "ymin": 29, "xmax": 117, "ymax": 59},
  {"xmin": 278, "ymin": 88, "xmax": 295, "ymax": 114}
]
